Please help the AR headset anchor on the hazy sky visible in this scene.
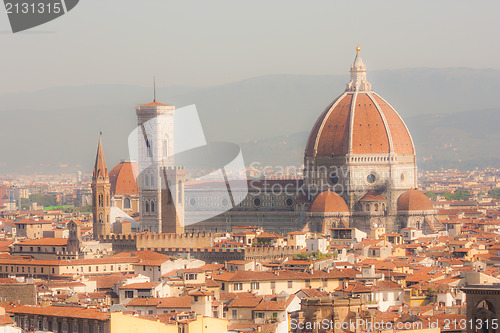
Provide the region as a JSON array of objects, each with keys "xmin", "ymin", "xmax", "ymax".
[{"xmin": 1, "ymin": 0, "xmax": 499, "ymax": 94}]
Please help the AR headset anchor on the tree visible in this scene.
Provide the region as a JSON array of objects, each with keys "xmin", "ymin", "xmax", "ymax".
[
  {"xmin": 488, "ymin": 189, "xmax": 500, "ymax": 199},
  {"xmin": 425, "ymin": 191, "xmax": 437, "ymax": 200}
]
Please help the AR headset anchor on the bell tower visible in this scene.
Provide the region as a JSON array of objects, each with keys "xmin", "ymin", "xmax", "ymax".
[
  {"xmin": 92, "ymin": 135, "xmax": 111, "ymax": 239},
  {"xmin": 136, "ymin": 91, "xmax": 185, "ymax": 233}
]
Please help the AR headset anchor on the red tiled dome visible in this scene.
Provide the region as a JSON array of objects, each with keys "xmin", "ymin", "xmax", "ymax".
[
  {"xmin": 305, "ymin": 49, "xmax": 414, "ymax": 158},
  {"xmin": 305, "ymin": 92, "xmax": 414, "ymax": 157},
  {"xmin": 397, "ymin": 189, "xmax": 434, "ymax": 211},
  {"xmin": 309, "ymin": 190, "xmax": 349, "ymax": 213},
  {"xmin": 109, "ymin": 161, "xmax": 139, "ymax": 196}
]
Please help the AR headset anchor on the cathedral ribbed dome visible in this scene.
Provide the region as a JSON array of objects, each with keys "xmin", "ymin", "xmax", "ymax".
[{"xmin": 305, "ymin": 49, "xmax": 415, "ymax": 158}]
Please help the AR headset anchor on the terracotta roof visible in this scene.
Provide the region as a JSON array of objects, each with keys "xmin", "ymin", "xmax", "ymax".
[
  {"xmin": 157, "ymin": 296, "xmax": 191, "ymax": 308},
  {"xmin": 397, "ymin": 190, "xmax": 434, "ymax": 211},
  {"xmin": 0, "ymin": 241, "xmax": 13, "ymax": 252},
  {"xmin": 139, "ymin": 100, "xmax": 171, "ymax": 107},
  {"xmin": 0, "ymin": 314, "xmax": 14, "ymax": 325},
  {"xmin": 309, "ymin": 190, "xmax": 349, "ymax": 213},
  {"xmin": 16, "ymin": 238, "xmax": 67, "ymax": 246},
  {"xmin": 305, "ymin": 92, "xmax": 414, "ymax": 157},
  {"xmin": 296, "ymin": 288, "xmax": 329, "ymax": 298},
  {"xmin": 228, "ymin": 295, "xmax": 262, "ymax": 308},
  {"xmin": 359, "ymin": 191, "xmax": 386, "ymax": 201},
  {"xmin": 14, "ymin": 218, "xmax": 52, "ymax": 225},
  {"xmin": 119, "ymin": 281, "xmax": 160, "ymax": 290},
  {"xmin": 126, "ymin": 297, "xmax": 161, "ymax": 307},
  {"xmin": 109, "ymin": 161, "xmax": 139, "ymax": 196},
  {"xmin": 89, "ymin": 274, "xmax": 125, "ymax": 289},
  {"xmin": 10, "ymin": 305, "xmax": 110, "ymax": 321}
]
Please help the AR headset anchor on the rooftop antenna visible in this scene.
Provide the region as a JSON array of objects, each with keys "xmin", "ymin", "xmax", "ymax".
[{"xmin": 153, "ymin": 76, "xmax": 156, "ymax": 102}]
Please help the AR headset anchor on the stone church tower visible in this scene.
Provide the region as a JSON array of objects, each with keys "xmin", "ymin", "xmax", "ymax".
[
  {"xmin": 136, "ymin": 97, "xmax": 185, "ymax": 233},
  {"xmin": 92, "ymin": 135, "xmax": 111, "ymax": 239},
  {"xmin": 66, "ymin": 220, "xmax": 82, "ymax": 254}
]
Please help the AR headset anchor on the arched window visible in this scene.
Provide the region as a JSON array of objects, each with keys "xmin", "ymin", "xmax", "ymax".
[
  {"xmin": 163, "ymin": 139, "xmax": 169, "ymax": 159},
  {"xmin": 145, "ymin": 174, "xmax": 150, "ymax": 187},
  {"xmin": 151, "ymin": 201, "xmax": 155, "ymax": 213},
  {"xmin": 178, "ymin": 180, "xmax": 183, "ymax": 204},
  {"xmin": 150, "ymin": 174, "xmax": 155, "ymax": 188},
  {"xmin": 99, "ymin": 213, "xmax": 103, "ymax": 223},
  {"xmin": 146, "ymin": 139, "xmax": 153, "ymax": 158},
  {"xmin": 145, "ymin": 201, "xmax": 150, "ymax": 213},
  {"xmin": 123, "ymin": 198, "xmax": 131, "ymax": 209},
  {"xmin": 98, "ymin": 194, "xmax": 103, "ymax": 207},
  {"xmin": 375, "ymin": 203, "xmax": 379, "ymax": 211}
]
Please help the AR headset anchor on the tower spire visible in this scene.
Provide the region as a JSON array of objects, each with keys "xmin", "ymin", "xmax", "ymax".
[{"xmin": 93, "ymin": 134, "xmax": 108, "ymax": 181}]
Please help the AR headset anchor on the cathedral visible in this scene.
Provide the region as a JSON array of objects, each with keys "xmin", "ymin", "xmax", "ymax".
[
  {"xmin": 91, "ymin": 47, "xmax": 444, "ymax": 239},
  {"xmin": 187, "ymin": 47, "xmax": 444, "ymax": 235}
]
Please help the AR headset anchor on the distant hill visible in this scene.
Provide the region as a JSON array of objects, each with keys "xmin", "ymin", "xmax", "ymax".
[
  {"xmin": 0, "ymin": 68, "xmax": 498, "ymax": 173},
  {"xmin": 239, "ymin": 108, "xmax": 500, "ymax": 170}
]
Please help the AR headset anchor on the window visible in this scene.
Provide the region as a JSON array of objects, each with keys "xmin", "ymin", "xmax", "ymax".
[
  {"xmin": 251, "ymin": 282, "xmax": 259, "ymax": 290},
  {"xmin": 221, "ymin": 283, "xmax": 225, "ymax": 291},
  {"xmin": 145, "ymin": 201, "xmax": 150, "ymax": 213},
  {"xmin": 255, "ymin": 312, "xmax": 264, "ymax": 319},
  {"xmin": 271, "ymin": 281, "xmax": 276, "ymax": 290},
  {"xmin": 148, "ymin": 310, "xmax": 153, "ymax": 315},
  {"xmin": 123, "ymin": 198, "xmax": 131, "ymax": 209},
  {"xmin": 288, "ymin": 281, "xmax": 293, "ymax": 288},
  {"xmin": 272, "ymin": 313, "xmax": 278, "ymax": 319},
  {"xmin": 186, "ymin": 273, "xmax": 197, "ymax": 280},
  {"xmin": 367, "ymin": 173, "xmax": 376, "ymax": 184},
  {"xmin": 178, "ymin": 181, "xmax": 183, "ymax": 204},
  {"xmin": 146, "ymin": 139, "xmax": 153, "ymax": 157},
  {"xmin": 125, "ymin": 291, "xmax": 134, "ymax": 298},
  {"xmin": 151, "ymin": 201, "xmax": 155, "ymax": 213},
  {"xmin": 232, "ymin": 310, "xmax": 237, "ymax": 319},
  {"xmin": 234, "ymin": 283, "xmax": 243, "ymax": 291},
  {"xmin": 305, "ymin": 279, "xmax": 311, "ymax": 288}
]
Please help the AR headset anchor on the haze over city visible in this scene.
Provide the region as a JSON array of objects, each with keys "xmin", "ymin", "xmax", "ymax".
[{"xmin": 0, "ymin": 1, "xmax": 499, "ymax": 333}]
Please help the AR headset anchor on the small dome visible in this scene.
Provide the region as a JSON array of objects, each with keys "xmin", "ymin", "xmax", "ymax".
[
  {"xmin": 309, "ymin": 190, "xmax": 349, "ymax": 213},
  {"xmin": 109, "ymin": 161, "xmax": 139, "ymax": 196},
  {"xmin": 397, "ymin": 190, "xmax": 434, "ymax": 211}
]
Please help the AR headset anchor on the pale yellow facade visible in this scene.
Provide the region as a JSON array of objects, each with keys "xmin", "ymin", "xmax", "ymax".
[{"xmin": 110, "ymin": 312, "xmax": 228, "ymax": 333}]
